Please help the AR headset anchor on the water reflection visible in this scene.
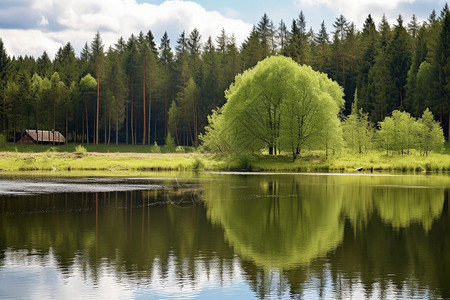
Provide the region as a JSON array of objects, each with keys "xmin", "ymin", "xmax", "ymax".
[{"xmin": 0, "ymin": 174, "xmax": 449, "ymax": 299}]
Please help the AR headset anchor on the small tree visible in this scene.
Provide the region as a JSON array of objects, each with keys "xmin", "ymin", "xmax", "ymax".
[
  {"xmin": 377, "ymin": 116, "xmax": 395, "ymax": 155},
  {"xmin": 165, "ymin": 132, "xmax": 176, "ymax": 152},
  {"xmin": 342, "ymin": 91, "xmax": 374, "ymax": 153},
  {"xmin": 417, "ymin": 108, "xmax": 444, "ymax": 156},
  {"xmin": 377, "ymin": 110, "xmax": 419, "ymax": 155},
  {"xmin": 391, "ymin": 110, "xmax": 417, "ymax": 155}
]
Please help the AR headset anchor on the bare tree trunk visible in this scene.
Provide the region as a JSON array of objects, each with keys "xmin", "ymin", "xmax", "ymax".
[
  {"xmin": 148, "ymin": 71, "xmax": 152, "ymax": 145},
  {"xmin": 194, "ymin": 98, "xmax": 198, "ymax": 147},
  {"xmin": 104, "ymin": 108, "xmax": 107, "ymax": 145},
  {"xmin": 134, "ymin": 117, "xmax": 137, "ymax": 145},
  {"xmin": 53, "ymin": 104, "xmax": 56, "ymax": 146},
  {"xmin": 115, "ymin": 106, "xmax": 119, "ymax": 146},
  {"xmin": 142, "ymin": 64, "xmax": 146, "ymax": 145},
  {"xmin": 66, "ymin": 109, "xmax": 68, "ymax": 144},
  {"xmin": 108, "ymin": 109, "xmax": 111, "ymax": 145},
  {"xmin": 164, "ymin": 93, "xmax": 168, "ymax": 136},
  {"xmin": 131, "ymin": 94, "xmax": 134, "ymax": 145},
  {"xmin": 82, "ymin": 114, "xmax": 85, "ymax": 144},
  {"xmin": 126, "ymin": 102, "xmax": 128, "ymax": 144},
  {"xmin": 96, "ymin": 70, "xmax": 100, "ymax": 145},
  {"xmin": 85, "ymin": 103, "xmax": 89, "ymax": 145}
]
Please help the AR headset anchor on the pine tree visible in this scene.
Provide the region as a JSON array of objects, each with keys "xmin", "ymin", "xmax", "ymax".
[
  {"xmin": 240, "ymin": 28, "xmax": 263, "ymax": 70},
  {"xmin": 314, "ymin": 21, "xmax": 330, "ymax": 72},
  {"xmin": 357, "ymin": 14, "xmax": 379, "ymax": 114},
  {"xmin": 0, "ymin": 39, "xmax": 10, "ymax": 135},
  {"xmin": 386, "ymin": 15, "xmax": 411, "ymax": 110},
  {"xmin": 277, "ymin": 20, "xmax": 289, "ymax": 54},
  {"xmin": 90, "ymin": 32, "xmax": 104, "ymax": 145},
  {"xmin": 405, "ymin": 25, "xmax": 429, "ymax": 115},
  {"xmin": 433, "ymin": 9, "xmax": 450, "ymax": 139},
  {"xmin": 256, "ymin": 13, "xmax": 275, "ymax": 57}
]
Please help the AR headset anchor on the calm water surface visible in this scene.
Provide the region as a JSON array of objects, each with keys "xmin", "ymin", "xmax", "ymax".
[{"xmin": 0, "ymin": 172, "xmax": 449, "ymax": 299}]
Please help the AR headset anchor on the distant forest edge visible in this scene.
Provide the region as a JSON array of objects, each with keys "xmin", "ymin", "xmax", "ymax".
[{"xmin": 0, "ymin": 4, "xmax": 449, "ymax": 147}]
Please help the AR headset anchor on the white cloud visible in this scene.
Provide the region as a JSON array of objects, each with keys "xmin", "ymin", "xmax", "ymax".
[
  {"xmin": 0, "ymin": 0, "xmax": 253, "ymax": 59},
  {"xmin": 38, "ymin": 15, "xmax": 49, "ymax": 26}
]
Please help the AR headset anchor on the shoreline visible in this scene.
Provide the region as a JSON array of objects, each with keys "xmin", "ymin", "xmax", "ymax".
[{"xmin": 1, "ymin": 151, "xmax": 450, "ymax": 175}]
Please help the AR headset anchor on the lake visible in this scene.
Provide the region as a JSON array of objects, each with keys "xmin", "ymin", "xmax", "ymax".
[{"xmin": 0, "ymin": 172, "xmax": 449, "ymax": 299}]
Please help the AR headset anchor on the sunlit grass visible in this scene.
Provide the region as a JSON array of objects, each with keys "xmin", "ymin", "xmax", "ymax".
[{"xmin": 2, "ymin": 142, "xmax": 450, "ymax": 174}]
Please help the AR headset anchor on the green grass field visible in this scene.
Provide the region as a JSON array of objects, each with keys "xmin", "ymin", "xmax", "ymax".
[{"xmin": 1, "ymin": 142, "xmax": 450, "ymax": 174}]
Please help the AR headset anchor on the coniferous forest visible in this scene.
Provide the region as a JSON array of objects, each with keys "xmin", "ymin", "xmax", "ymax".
[{"xmin": 0, "ymin": 5, "xmax": 449, "ymax": 147}]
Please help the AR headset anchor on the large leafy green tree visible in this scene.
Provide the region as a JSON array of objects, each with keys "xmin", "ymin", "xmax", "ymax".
[{"xmin": 203, "ymin": 56, "xmax": 344, "ymax": 159}]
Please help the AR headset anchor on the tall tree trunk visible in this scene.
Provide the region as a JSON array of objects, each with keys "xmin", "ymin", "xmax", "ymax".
[
  {"xmin": 104, "ymin": 108, "xmax": 107, "ymax": 145},
  {"xmin": 53, "ymin": 104, "xmax": 56, "ymax": 146},
  {"xmin": 126, "ymin": 102, "xmax": 128, "ymax": 144},
  {"xmin": 36, "ymin": 107, "xmax": 39, "ymax": 145},
  {"xmin": 66, "ymin": 109, "xmax": 68, "ymax": 144},
  {"xmin": 82, "ymin": 114, "xmax": 85, "ymax": 144},
  {"xmin": 116, "ymin": 106, "xmax": 119, "ymax": 146},
  {"xmin": 194, "ymin": 98, "xmax": 198, "ymax": 147},
  {"xmin": 148, "ymin": 72, "xmax": 152, "ymax": 145},
  {"xmin": 142, "ymin": 64, "xmax": 146, "ymax": 145},
  {"xmin": 134, "ymin": 117, "xmax": 137, "ymax": 145},
  {"xmin": 164, "ymin": 93, "xmax": 168, "ymax": 136},
  {"xmin": 96, "ymin": 70, "xmax": 100, "ymax": 145},
  {"xmin": 108, "ymin": 109, "xmax": 111, "ymax": 145},
  {"xmin": 131, "ymin": 94, "xmax": 134, "ymax": 145},
  {"xmin": 85, "ymin": 103, "xmax": 89, "ymax": 145}
]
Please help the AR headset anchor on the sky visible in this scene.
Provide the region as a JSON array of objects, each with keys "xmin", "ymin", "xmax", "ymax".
[{"xmin": 0, "ymin": 0, "xmax": 447, "ymax": 59}]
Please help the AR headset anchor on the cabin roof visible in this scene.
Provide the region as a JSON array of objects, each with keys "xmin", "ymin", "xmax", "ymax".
[{"xmin": 24, "ymin": 130, "xmax": 66, "ymax": 143}]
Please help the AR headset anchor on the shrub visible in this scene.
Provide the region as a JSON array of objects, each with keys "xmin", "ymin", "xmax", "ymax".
[
  {"xmin": 235, "ymin": 154, "xmax": 254, "ymax": 171},
  {"xmin": 165, "ymin": 133, "xmax": 176, "ymax": 152},
  {"xmin": 192, "ymin": 157, "xmax": 204, "ymax": 170},
  {"xmin": 175, "ymin": 146, "xmax": 185, "ymax": 153},
  {"xmin": 151, "ymin": 141, "xmax": 161, "ymax": 153},
  {"xmin": 74, "ymin": 145, "xmax": 87, "ymax": 157},
  {"xmin": 0, "ymin": 134, "xmax": 5, "ymax": 147}
]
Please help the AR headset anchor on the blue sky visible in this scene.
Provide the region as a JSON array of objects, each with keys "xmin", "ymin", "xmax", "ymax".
[{"xmin": 0, "ymin": 0, "xmax": 447, "ymax": 59}]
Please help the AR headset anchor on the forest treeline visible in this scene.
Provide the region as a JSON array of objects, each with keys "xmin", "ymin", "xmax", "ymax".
[{"xmin": 0, "ymin": 4, "xmax": 449, "ymax": 146}]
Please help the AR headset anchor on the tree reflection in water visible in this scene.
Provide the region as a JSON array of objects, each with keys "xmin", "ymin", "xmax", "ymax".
[{"xmin": 0, "ymin": 174, "xmax": 449, "ymax": 299}]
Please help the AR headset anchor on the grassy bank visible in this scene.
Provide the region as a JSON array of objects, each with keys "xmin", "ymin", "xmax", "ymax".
[{"xmin": 1, "ymin": 143, "xmax": 450, "ymax": 173}]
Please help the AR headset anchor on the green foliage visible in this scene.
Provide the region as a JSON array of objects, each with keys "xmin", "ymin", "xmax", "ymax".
[
  {"xmin": 191, "ymin": 157, "xmax": 204, "ymax": 170},
  {"xmin": 203, "ymin": 56, "xmax": 344, "ymax": 160},
  {"xmin": 377, "ymin": 109, "xmax": 444, "ymax": 155},
  {"xmin": 0, "ymin": 134, "xmax": 5, "ymax": 147},
  {"xmin": 1, "ymin": 7, "xmax": 450, "ymax": 149},
  {"xmin": 151, "ymin": 141, "xmax": 161, "ymax": 153},
  {"xmin": 200, "ymin": 108, "xmax": 231, "ymax": 153},
  {"xmin": 417, "ymin": 108, "xmax": 445, "ymax": 155},
  {"xmin": 233, "ymin": 153, "xmax": 255, "ymax": 171},
  {"xmin": 165, "ymin": 132, "xmax": 176, "ymax": 152},
  {"xmin": 175, "ymin": 146, "xmax": 185, "ymax": 153},
  {"xmin": 342, "ymin": 90, "xmax": 374, "ymax": 153},
  {"xmin": 74, "ymin": 145, "xmax": 87, "ymax": 156}
]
